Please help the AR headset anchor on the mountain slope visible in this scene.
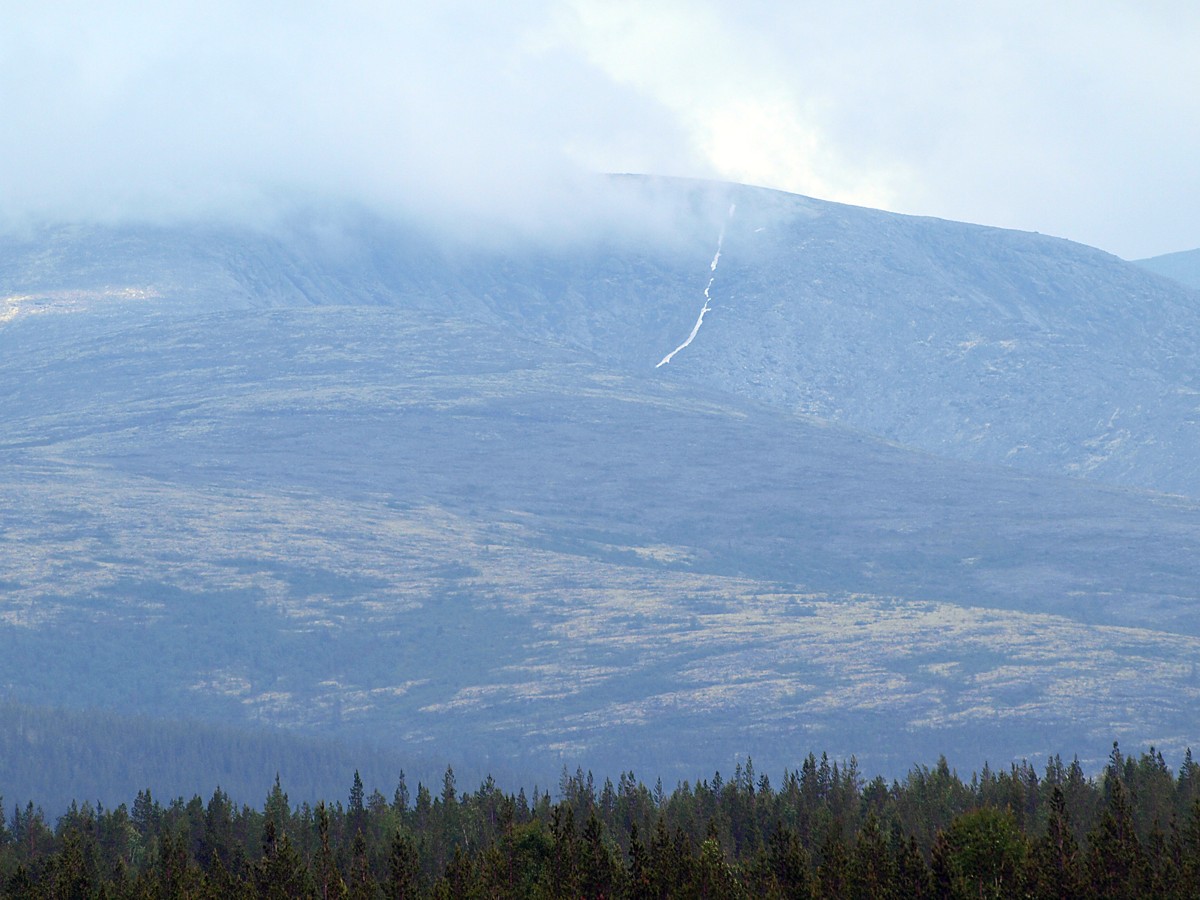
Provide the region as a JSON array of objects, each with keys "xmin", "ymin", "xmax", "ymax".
[
  {"xmin": 1136, "ymin": 247, "xmax": 1200, "ymax": 290},
  {"xmin": 1, "ymin": 299, "xmax": 1198, "ymax": 785},
  {"xmin": 5, "ymin": 178, "xmax": 1199, "ymax": 498}
]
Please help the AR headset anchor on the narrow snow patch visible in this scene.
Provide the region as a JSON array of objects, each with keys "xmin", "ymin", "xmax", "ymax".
[{"xmin": 657, "ymin": 204, "xmax": 736, "ymax": 368}]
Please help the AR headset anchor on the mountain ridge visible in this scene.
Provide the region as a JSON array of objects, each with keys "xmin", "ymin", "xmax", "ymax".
[
  {"xmin": 5, "ymin": 177, "xmax": 1198, "ymax": 497},
  {"xmin": 1136, "ymin": 246, "xmax": 1200, "ymax": 290},
  {"xmin": 1, "ymin": 177, "xmax": 1198, "ymax": 792}
]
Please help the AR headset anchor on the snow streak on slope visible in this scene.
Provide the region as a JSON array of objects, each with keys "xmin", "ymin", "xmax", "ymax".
[{"xmin": 656, "ymin": 204, "xmax": 735, "ymax": 368}]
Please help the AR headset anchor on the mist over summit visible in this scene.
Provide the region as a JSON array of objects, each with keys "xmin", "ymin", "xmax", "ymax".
[
  {"xmin": 2, "ymin": 176, "xmax": 1198, "ymax": 803},
  {"xmin": 7, "ymin": 177, "xmax": 1198, "ymax": 495}
]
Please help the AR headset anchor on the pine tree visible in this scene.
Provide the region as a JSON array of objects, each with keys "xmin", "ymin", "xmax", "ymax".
[
  {"xmin": 892, "ymin": 831, "xmax": 932, "ymax": 899},
  {"xmin": 348, "ymin": 770, "xmax": 367, "ymax": 839},
  {"xmin": 547, "ymin": 805, "xmax": 580, "ymax": 899},
  {"xmin": 1178, "ymin": 749, "xmax": 1200, "ymax": 818},
  {"xmin": 1086, "ymin": 774, "xmax": 1145, "ymax": 899},
  {"xmin": 939, "ymin": 807, "xmax": 1028, "ymax": 900},
  {"xmin": 414, "ymin": 783, "xmax": 433, "ymax": 834},
  {"xmin": 693, "ymin": 819, "xmax": 742, "ymax": 900},
  {"xmin": 765, "ymin": 822, "xmax": 811, "ymax": 899},
  {"xmin": 263, "ymin": 774, "xmax": 291, "ymax": 841},
  {"xmin": 1031, "ymin": 785, "xmax": 1084, "ymax": 899},
  {"xmin": 1179, "ymin": 800, "xmax": 1200, "ymax": 897},
  {"xmin": 5, "ymin": 864, "xmax": 35, "ymax": 899},
  {"xmin": 199, "ymin": 787, "xmax": 235, "ymax": 874},
  {"xmin": 387, "ymin": 828, "xmax": 421, "ymax": 900},
  {"xmin": 315, "ymin": 802, "xmax": 346, "ymax": 900},
  {"xmin": 154, "ymin": 828, "xmax": 201, "ymax": 899},
  {"xmin": 647, "ymin": 814, "xmax": 677, "ymax": 899},
  {"xmin": 929, "ymin": 830, "xmax": 954, "ymax": 900},
  {"xmin": 815, "ymin": 824, "xmax": 849, "ymax": 899},
  {"xmin": 627, "ymin": 821, "xmax": 652, "ymax": 900},
  {"xmin": 393, "ymin": 771, "xmax": 410, "ymax": 817},
  {"xmin": 1143, "ymin": 822, "xmax": 1181, "ymax": 898},
  {"xmin": 848, "ymin": 812, "xmax": 893, "ymax": 899},
  {"xmin": 200, "ymin": 853, "xmax": 246, "ymax": 900},
  {"xmin": 347, "ymin": 829, "xmax": 375, "ymax": 900},
  {"xmin": 52, "ymin": 827, "xmax": 97, "ymax": 900},
  {"xmin": 442, "ymin": 844, "xmax": 472, "ymax": 898},
  {"xmin": 580, "ymin": 810, "xmax": 620, "ymax": 899},
  {"xmin": 255, "ymin": 819, "xmax": 311, "ymax": 900},
  {"xmin": 132, "ymin": 789, "xmax": 161, "ymax": 842}
]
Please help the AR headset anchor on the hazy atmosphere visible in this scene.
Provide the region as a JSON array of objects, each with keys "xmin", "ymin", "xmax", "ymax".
[
  {"xmin": 4, "ymin": 4, "xmax": 1200, "ymax": 892},
  {"xmin": 3, "ymin": 0, "xmax": 1198, "ymax": 258}
]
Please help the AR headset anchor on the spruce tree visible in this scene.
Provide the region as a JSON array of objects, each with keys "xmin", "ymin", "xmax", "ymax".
[
  {"xmin": 347, "ymin": 829, "xmax": 374, "ymax": 900},
  {"xmin": 1179, "ymin": 800, "xmax": 1200, "ymax": 896},
  {"xmin": 255, "ymin": 819, "xmax": 311, "ymax": 900},
  {"xmin": 1086, "ymin": 775, "xmax": 1145, "ymax": 899},
  {"xmin": 387, "ymin": 829, "xmax": 421, "ymax": 900},
  {"xmin": 1031, "ymin": 785, "xmax": 1084, "ymax": 899},
  {"xmin": 626, "ymin": 821, "xmax": 652, "ymax": 900},
  {"xmin": 765, "ymin": 823, "xmax": 812, "ymax": 899},
  {"xmin": 580, "ymin": 810, "xmax": 620, "ymax": 899},
  {"xmin": 848, "ymin": 812, "xmax": 893, "ymax": 899},
  {"xmin": 547, "ymin": 804, "xmax": 580, "ymax": 899},
  {"xmin": 815, "ymin": 824, "xmax": 849, "ymax": 899},
  {"xmin": 348, "ymin": 771, "xmax": 367, "ymax": 839},
  {"xmin": 315, "ymin": 802, "xmax": 346, "ymax": 900}
]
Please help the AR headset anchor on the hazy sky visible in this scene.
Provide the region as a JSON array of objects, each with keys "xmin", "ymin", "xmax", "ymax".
[{"xmin": 2, "ymin": 1, "xmax": 1196, "ymax": 258}]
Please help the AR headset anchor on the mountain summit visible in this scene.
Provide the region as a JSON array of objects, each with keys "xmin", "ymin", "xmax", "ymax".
[
  {"xmin": 7, "ymin": 177, "xmax": 1198, "ymax": 496},
  {"xmin": 2, "ymin": 178, "xmax": 1198, "ymax": 797}
]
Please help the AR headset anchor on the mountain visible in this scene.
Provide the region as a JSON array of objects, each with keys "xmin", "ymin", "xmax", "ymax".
[
  {"xmin": 8, "ymin": 179, "xmax": 1200, "ymax": 498},
  {"xmin": 1, "ymin": 177, "xmax": 1198, "ymax": 802},
  {"xmin": 1136, "ymin": 247, "xmax": 1200, "ymax": 290}
]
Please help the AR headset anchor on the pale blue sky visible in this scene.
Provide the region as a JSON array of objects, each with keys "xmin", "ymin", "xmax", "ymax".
[{"xmin": 1, "ymin": 1, "xmax": 1196, "ymax": 258}]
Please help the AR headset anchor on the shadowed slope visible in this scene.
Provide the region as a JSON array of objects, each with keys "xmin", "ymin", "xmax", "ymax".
[
  {"xmin": 5, "ymin": 177, "xmax": 1199, "ymax": 496},
  {"xmin": 1, "ymin": 301, "xmax": 1197, "ymax": 785}
]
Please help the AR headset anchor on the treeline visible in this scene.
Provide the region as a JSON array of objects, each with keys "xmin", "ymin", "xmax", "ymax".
[
  {"xmin": 2, "ymin": 743, "xmax": 1199, "ymax": 898},
  {"xmin": 0, "ymin": 702, "xmax": 463, "ymax": 814}
]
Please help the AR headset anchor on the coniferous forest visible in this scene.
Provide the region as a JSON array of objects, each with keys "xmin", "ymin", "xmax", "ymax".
[{"xmin": 3, "ymin": 744, "xmax": 1199, "ymax": 898}]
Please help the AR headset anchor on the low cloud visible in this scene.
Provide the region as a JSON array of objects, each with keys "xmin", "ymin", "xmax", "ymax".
[
  {"xmin": 2, "ymin": 1, "xmax": 1197, "ymax": 257},
  {"xmin": 0, "ymin": 2, "xmax": 700, "ymax": 237}
]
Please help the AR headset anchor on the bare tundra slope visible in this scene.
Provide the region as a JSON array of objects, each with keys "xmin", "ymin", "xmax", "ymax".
[
  {"xmin": 1, "ymin": 178, "xmax": 1198, "ymax": 795},
  {"xmin": 7, "ymin": 177, "xmax": 1200, "ymax": 497},
  {"xmin": 1137, "ymin": 246, "xmax": 1200, "ymax": 291}
]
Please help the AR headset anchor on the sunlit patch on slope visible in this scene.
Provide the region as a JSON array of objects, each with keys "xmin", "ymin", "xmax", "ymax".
[{"xmin": 0, "ymin": 288, "xmax": 160, "ymax": 322}]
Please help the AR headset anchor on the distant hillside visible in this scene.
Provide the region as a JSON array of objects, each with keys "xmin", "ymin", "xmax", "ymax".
[
  {"xmin": 2, "ymin": 305, "xmax": 1198, "ymax": 787},
  {"xmin": 0, "ymin": 702, "xmax": 452, "ymax": 814},
  {"xmin": 4, "ymin": 177, "xmax": 1199, "ymax": 497},
  {"xmin": 2, "ymin": 178, "xmax": 1198, "ymax": 795},
  {"xmin": 1135, "ymin": 247, "xmax": 1200, "ymax": 290}
]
